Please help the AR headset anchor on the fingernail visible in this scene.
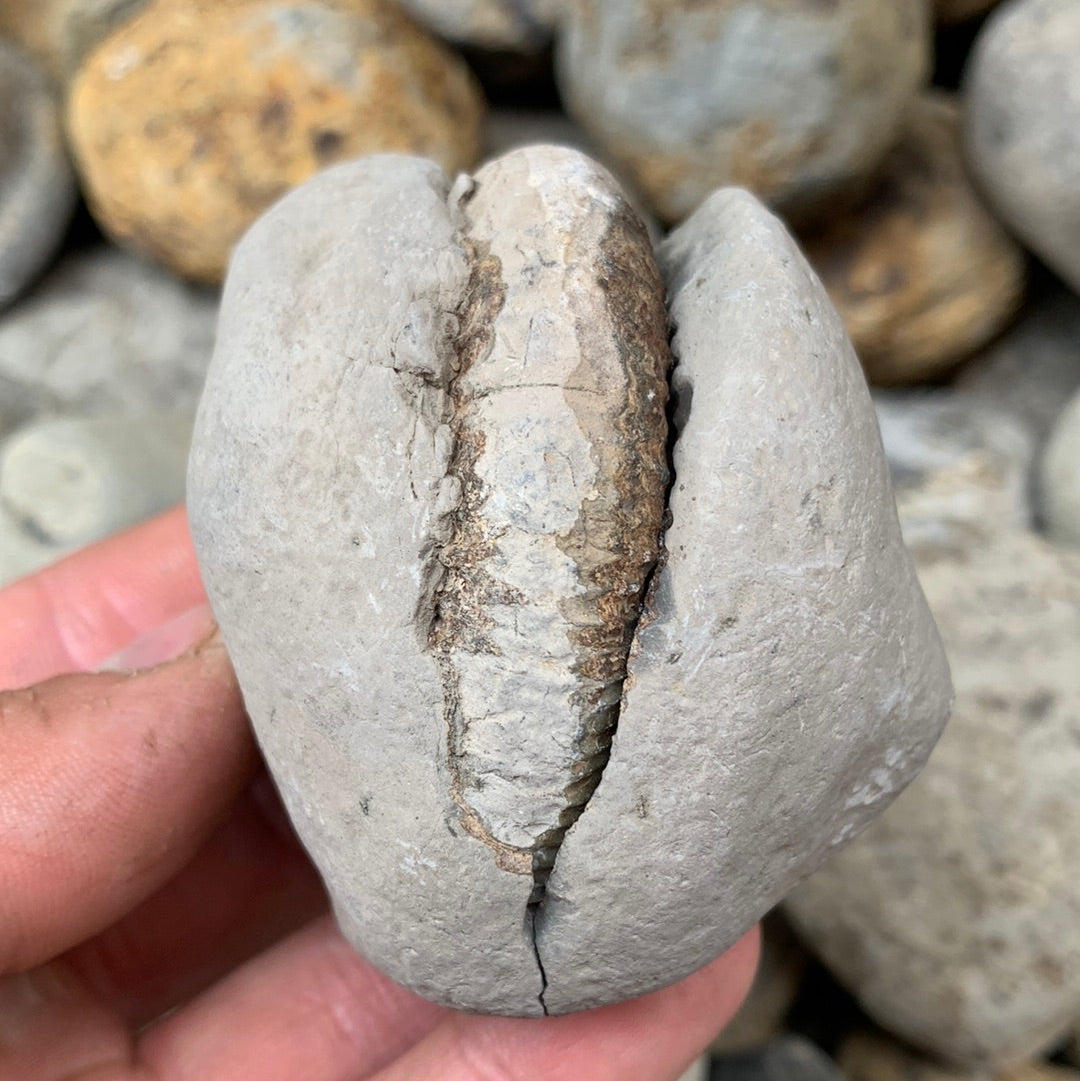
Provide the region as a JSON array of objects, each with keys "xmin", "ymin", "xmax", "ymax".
[{"xmin": 98, "ymin": 603, "xmax": 218, "ymax": 672}]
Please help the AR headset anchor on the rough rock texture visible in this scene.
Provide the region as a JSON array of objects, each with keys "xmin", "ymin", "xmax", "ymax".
[
  {"xmin": 712, "ymin": 913, "xmax": 808, "ymax": 1054},
  {"xmin": 0, "ymin": 0, "xmax": 148, "ymax": 80},
  {"xmin": 0, "ymin": 247, "xmax": 217, "ymax": 438},
  {"xmin": 189, "ymin": 148, "xmax": 951, "ymax": 1016},
  {"xmin": 965, "ymin": 0, "xmax": 1080, "ymax": 294},
  {"xmin": 840, "ymin": 1031, "xmax": 1080, "ymax": 1080},
  {"xmin": 66, "ymin": 0, "xmax": 484, "ymax": 282},
  {"xmin": 934, "ymin": 0, "xmax": 1002, "ymax": 23},
  {"xmin": 712, "ymin": 1036, "xmax": 848, "ymax": 1081},
  {"xmin": 1041, "ymin": 389, "xmax": 1080, "ymax": 546},
  {"xmin": 874, "ymin": 390, "xmax": 1034, "ymax": 558},
  {"xmin": 786, "ymin": 531, "xmax": 1080, "ymax": 1067},
  {"xmin": 0, "ymin": 411, "xmax": 193, "ymax": 584},
  {"xmin": 555, "ymin": 0, "xmax": 930, "ymax": 226},
  {"xmin": 397, "ymin": 0, "xmax": 556, "ymax": 52},
  {"xmin": 803, "ymin": 94, "xmax": 1025, "ymax": 386},
  {"xmin": 0, "ymin": 42, "xmax": 76, "ymax": 310}
]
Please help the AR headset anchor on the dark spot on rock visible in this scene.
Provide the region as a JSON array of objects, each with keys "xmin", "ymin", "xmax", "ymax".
[
  {"xmin": 635, "ymin": 794, "xmax": 649, "ymax": 819},
  {"xmin": 259, "ymin": 97, "xmax": 291, "ymax": 135},
  {"xmin": 312, "ymin": 129, "xmax": 344, "ymax": 160},
  {"xmin": 1021, "ymin": 691, "xmax": 1055, "ymax": 723}
]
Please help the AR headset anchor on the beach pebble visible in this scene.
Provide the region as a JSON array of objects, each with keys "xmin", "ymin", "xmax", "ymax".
[
  {"xmin": 0, "ymin": 41, "xmax": 76, "ymax": 310},
  {"xmin": 839, "ymin": 1031, "xmax": 1080, "ymax": 1080},
  {"xmin": 396, "ymin": 0, "xmax": 556, "ymax": 52},
  {"xmin": 874, "ymin": 390, "xmax": 1035, "ymax": 559},
  {"xmin": 66, "ymin": 0, "xmax": 485, "ymax": 282},
  {"xmin": 0, "ymin": 247, "xmax": 217, "ymax": 437},
  {"xmin": 555, "ymin": 0, "xmax": 930, "ymax": 226},
  {"xmin": 0, "ymin": 411, "xmax": 193, "ymax": 584},
  {"xmin": 1041, "ymin": 389, "xmax": 1080, "ymax": 546},
  {"xmin": 785, "ymin": 530, "xmax": 1080, "ymax": 1068},
  {"xmin": 712, "ymin": 914, "xmax": 808, "ymax": 1054},
  {"xmin": 188, "ymin": 150, "xmax": 950, "ymax": 1015},
  {"xmin": 712, "ymin": 1036, "xmax": 848, "ymax": 1081},
  {"xmin": 965, "ymin": 0, "xmax": 1080, "ymax": 294},
  {"xmin": 803, "ymin": 94, "xmax": 1025, "ymax": 386}
]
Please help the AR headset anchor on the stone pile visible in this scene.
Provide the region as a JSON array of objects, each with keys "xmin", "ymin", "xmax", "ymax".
[{"xmin": 1, "ymin": 0, "xmax": 1078, "ymax": 1077}]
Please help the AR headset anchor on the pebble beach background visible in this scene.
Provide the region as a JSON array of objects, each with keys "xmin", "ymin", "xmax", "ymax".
[{"xmin": 0, "ymin": 1, "xmax": 1077, "ymax": 1078}]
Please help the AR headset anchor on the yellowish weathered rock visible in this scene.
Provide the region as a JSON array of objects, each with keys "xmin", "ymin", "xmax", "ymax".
[
  {"xmin": 803, "ymin": 94, "xmax": 1025, "ymax": 387},
  {"xmin": 66, "ymin": 0, "xmax": 485, "ymax": 282}
]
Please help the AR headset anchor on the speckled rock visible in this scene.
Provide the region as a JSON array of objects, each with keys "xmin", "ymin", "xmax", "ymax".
[
  {"xmin": 786, "ymin": 531, "xmax": 1080, "ymax": 1067},
  {"xmin": 934, "ymin": 0, "xmax": 1002, "ymax": 24},
  {"xmin": 554, "ymin": 0, "xmax": 930, "ymax": 225},
  {"xmin": 840, "ymin": 1031, "xmax": 1080, "ymax": 1080},
  {"xmin": 965, "ymin": 0, "xmax": 1080, "ymax": 294},
  {"xmin": 66, "ymin": 0, "xmax": 485, "ymax": 282},
  {"xmin": 0, "ymin": 411, "xmax": 193, "ymax": 584},
  {"xmin": 396, "ymin": 0, "xmax": 556, "ymax": 52},
  {"xmin": 874, "ymin": 390, "xmax": 1034, "ymax": 558},
  {"xmin": 803, "ymin": 93, "xmax": 1025, "ymax": 386},
  {"xmin": 0, "ymin": 247, "xmax": 217, "ymax": 438},
  {"xmin": 712, "ymin": 914, "xmax": 808, "ymax": 1054},
  {"xmin": 0, "ymin": 0, "xmax": 148, "ymax": 80},
  {"xmin": 1041, "ymin": 389, "xmax": 1080, "ymax": 546},
  {"xmin": 712, "ymin": 1036, "xmax": 848, "ymax": 1081},
  {"xmin": 0, "ymin": 41, "xmax": 76, "ymax": 310},
  {"xmin": 188, "ymin": 147, "xmax": 950, "ymax": 1016}
]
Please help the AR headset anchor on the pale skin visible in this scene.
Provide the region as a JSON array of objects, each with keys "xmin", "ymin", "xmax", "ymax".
[{"xmin": 0, "ymin": 506, "xmax": 759, "ymax": 1081}]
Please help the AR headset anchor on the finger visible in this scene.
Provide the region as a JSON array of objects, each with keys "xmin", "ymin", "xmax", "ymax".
[
  {"xmin": 137, "ymin": 916, "xmax": 447, "ymax": 1081},
  {"xmin": 0, "ymin": 634, "xmax": 257, "ymax": 975},
  {"xmin": 0, "ymin": 505, "xmax": 205, "ymax": 688},
  {"xmin": 369, "ymin": 928, "xmax": 760, "ymax": 1081},
  {"xmin": 62, "ymin": 771, "xmax": 329, "ymax": 1029}
]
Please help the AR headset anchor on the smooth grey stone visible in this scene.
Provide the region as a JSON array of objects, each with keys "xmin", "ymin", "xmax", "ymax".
[
  {"xmin": 711, "ymin": 1036, "xmax": 848, "ymax": 1081},
  {"xmin": 188, "ymin": 151, "xmax": 951, "ymax": 1016},
  {"xmin": 0, "ymin": 246, "xmax": 218, "ymax": 437},
  {"xmin": 0, "ymin": 411, "xmax": 193, "ymax": 583},
  {"xmin": 554, "ymin": 0, "xmax": 930, "ymax": 225},
  {"xmin": 0, "ymin": 40, "xmax": 76, "ymax": 310},
  {"xmin": 785, "ymin": 531, "xmax": 1080, "ymax": 1067},
  {"xmin": 964, "ymin": 0, "xmax": 1080, "ymax": 294},
  {"xmin": 873, "ymin": 389, "xmax": 1035, "ymax": 558},
  {"xmin": 1041, "ymin": 388, "xmax": 1080, "ymax": 546},
  {"xmin": 397, "ymin": 0, "xmax": 555, "ymax": 52}
]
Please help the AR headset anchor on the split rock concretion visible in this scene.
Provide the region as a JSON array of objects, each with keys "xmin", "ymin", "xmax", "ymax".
[
  {"xmin": 0, "ymin": 41, "xmax": 76, "ymax": 310},
  {"xmin": 188, "ymin": 145, "xmax": 952, "ymax": 1015},
  {"xmin": 554, "ymin": 0, "xmax": 930, "ymax": 226},
  {"xmin": 965, "ymin": 0, "xmax": 1080, "ymax": 295},
  {"xmin": 65, "ymin": 0, "xmax": 485, "ymax": 283}
]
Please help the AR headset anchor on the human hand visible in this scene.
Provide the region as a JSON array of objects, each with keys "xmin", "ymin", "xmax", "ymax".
[{"xmin": 0, "ymin": 506, "xmax": 759, "ymax": 1081}]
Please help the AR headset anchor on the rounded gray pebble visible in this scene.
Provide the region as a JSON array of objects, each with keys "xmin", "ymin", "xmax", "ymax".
[{"xmin": 0, "ymin": 40, "xmax": 76, "ymax": 309}]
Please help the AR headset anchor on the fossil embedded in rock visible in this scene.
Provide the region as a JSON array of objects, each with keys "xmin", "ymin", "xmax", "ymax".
[{"xmin": 188, "ymin": 144, "xmax": 952, "ymax": 1016}]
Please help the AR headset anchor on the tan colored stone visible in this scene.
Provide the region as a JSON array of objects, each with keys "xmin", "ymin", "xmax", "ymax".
[
  {"xmin": 934, "ymin": 0, "xmax": 1002, "ymax": 24},
  {"xmin": 803, "ymin": 94, "xmax": 1025, "ymax": 387},
  {"xmin": 66, "ymin": 0, "xmax": 484, "ymax": 282}
]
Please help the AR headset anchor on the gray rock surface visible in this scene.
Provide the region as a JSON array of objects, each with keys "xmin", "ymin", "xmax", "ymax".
[
  {"xmin": 0, "ymin": 40, "xmax": 76, "ymax": 310},
  {"xmin": 555, "ymin": 0, "xmax": 930, "ymax": 225},
  {"xmin": 712, "ymin": 1036, "xmax": 847, "ymax": 1081},
  {"xmin": 964, "ymin": 0, "xmax": 1080, "ymax": 294},
  {"xmin": 785, "ymin": 531, "xmax": 1080, "ymax": 1067},
  {"xmin": 1040, "ymin": 389, "xmax": 1080, "ymax": 546},
  {"xmin": 0, "ymin": 247, "xmax": 218, "ymax": 437},
  {"xmin": 874, "ymin": 390, "xmax": 1035, "ymax": 558},
  {"xmin": 397, "ymin": 0, "xmax": 555, "ymax": 52},
  {"xmin": 189, "ymin": 150, "xmax": 951, "ymax": 1016},
  {"xmin": 0, "ymin": 411, "xmax": 193, "ymax": 583}
]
